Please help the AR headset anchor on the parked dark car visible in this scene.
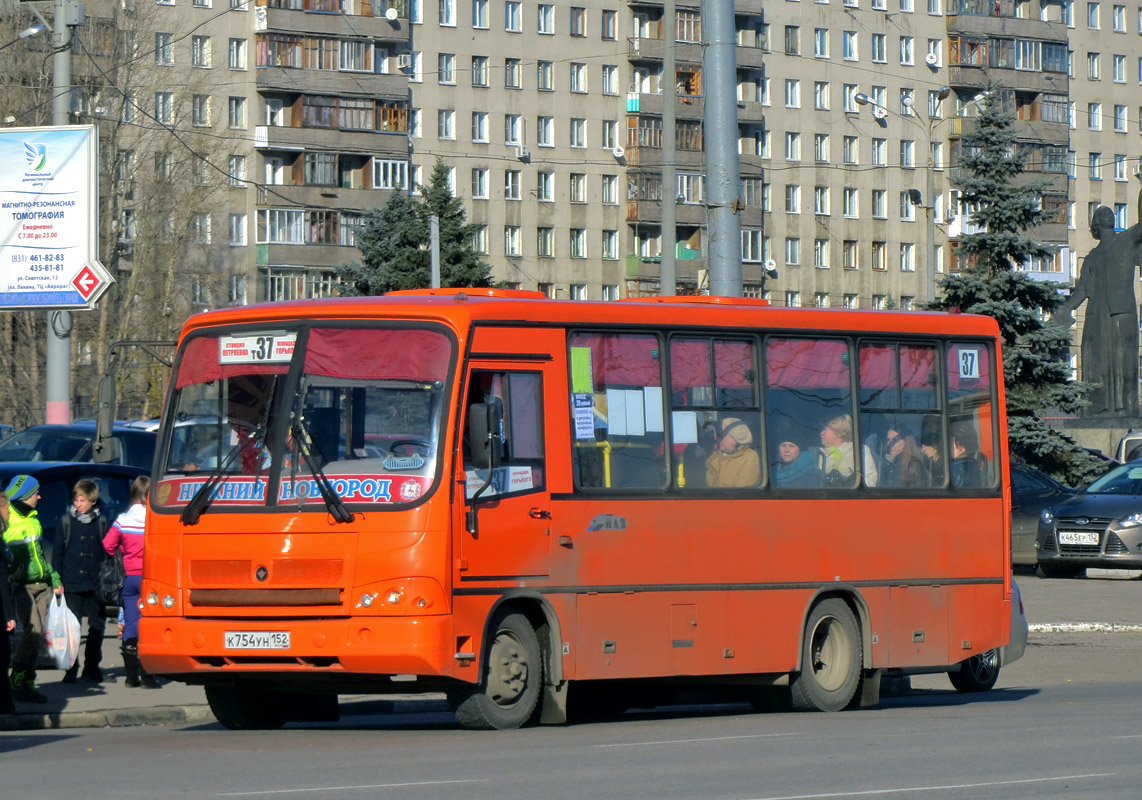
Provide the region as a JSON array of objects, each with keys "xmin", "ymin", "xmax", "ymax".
[
  {"xmin": 0, "ymin": 461, "xmax": 148, "ymax": 562},
  {"xmin": 1010, "ymin": 462, "xmax": 1077, "ymax": 566},
  {"xmin": 1036, "ymin": 460, "xmax": 1142, "ymax": 578},
  {"xmin": 0, "ymin": 422, "xmax": 156, "ymax": 470}
]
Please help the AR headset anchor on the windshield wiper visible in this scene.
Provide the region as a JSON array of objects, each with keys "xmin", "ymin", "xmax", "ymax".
[
  {"xmin": 179, "ymin": 426, "xmax": 264, "ymax": 526},
  {"xmin": 291, "ymin": 413, "xmax": 354, "ymax": 524}
]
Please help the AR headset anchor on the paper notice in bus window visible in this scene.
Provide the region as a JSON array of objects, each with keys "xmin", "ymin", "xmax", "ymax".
[
  {"xmin": 570, "ymin": 347, "xmax": 594, "ymax": 394},
  {"xmin": 625, "ymin": 390, "xmax": 646, "ymax": 436},
  {"xmin": 672, "ymin": 411, "xmax": 698, "ymax": 444},
  {"xmin": 606, "ymin": 388, "xmax": 627, "ymax": 435},
  {"xmin": 958, "ymin": 348, "xmax": 981, "ymax": 380},
  {"xmin": 644, "ymin": 387, "xmax": 664, "ymax": 433},
  {"xmin": 573, "ymin": 394, "xmax": 595, "ymax": 440}
]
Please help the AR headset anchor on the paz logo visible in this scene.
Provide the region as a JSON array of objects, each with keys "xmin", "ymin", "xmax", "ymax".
[{"xmin": 24, "ymin": 142, "xmax": 47, "ymax": 171}]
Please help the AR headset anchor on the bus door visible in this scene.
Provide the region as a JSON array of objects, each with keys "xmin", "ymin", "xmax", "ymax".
[{"xmin": 457, "ymin": 328, "xmax": 561, "ymax": 579}]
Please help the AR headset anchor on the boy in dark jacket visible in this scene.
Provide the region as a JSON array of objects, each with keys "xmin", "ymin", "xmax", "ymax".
[{"xmin": 52, "ymin": 480, "xmax": 113, "ymax": 683}]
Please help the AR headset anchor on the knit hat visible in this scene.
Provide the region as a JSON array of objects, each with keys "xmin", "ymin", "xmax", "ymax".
[
  {"xmin": 720, "ymin": 417, "xmax": 753, "ymax": 446},
  {"xmin": 5, "ymin": 474, "xmax": 40, "ymax": 502},
  {"xmin": 773, "ymin": 418, "xmax": 803, "ymax": 449}
]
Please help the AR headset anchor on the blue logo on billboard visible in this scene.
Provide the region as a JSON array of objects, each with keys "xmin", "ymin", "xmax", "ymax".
[{"xmin": 24, "ymin": 142, "xmax": 47, "ymax": 171}]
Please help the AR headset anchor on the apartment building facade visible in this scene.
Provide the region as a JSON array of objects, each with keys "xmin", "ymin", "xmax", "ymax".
[{"xmin": 50, "ymin": 0, "xmax": 1142, "ymax": 334}]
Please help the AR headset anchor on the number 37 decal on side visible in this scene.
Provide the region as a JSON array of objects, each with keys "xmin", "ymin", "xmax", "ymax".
[
  {"xmin": 958, "ymin": 348, "xmax": 980, "ymax": 380},
  {"xmin": 219, "ymin": 333, "xmax": 297, "ymax": 365}
]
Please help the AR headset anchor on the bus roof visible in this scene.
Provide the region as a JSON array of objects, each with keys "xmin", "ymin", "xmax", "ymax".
[{"xmin": 179, "ymin": 289, "xmax": 1001, "ymax": 341}]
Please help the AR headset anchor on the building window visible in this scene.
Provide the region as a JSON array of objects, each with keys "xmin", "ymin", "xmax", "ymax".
[
  {"xmin": 785, "ymin": 25, "xmax": 800, "ymax": 55},
  {"xmin": 900, "ymin": 139, "xmax": 915, "ymax": 168},
  {"xmin": 602, "ymin": 64, "xmax": 619, "ymax": 95},
  {"xmin": 900, "ymin": 36, "xmax": 914, "ymax": 65},
  {"xmin": 872, "ymin": 138, "xmax": 886, "ymax": 166},
  {"xmin": 504, "ymin": 113, "xmax": 521, "ymax": 144},
  {"xmin": 470, "ymin": 225, "xmax": 488, "ymax": 254},
  {"xmin": 538, "ymin": 3, "xmax": 554, "ymax": 33},
  {"xmin": 228, "ymin": 38, "xmax": 247, "ymax": 70},
  {"xmin": 602, "ymin": 9, "xmax": 617, "ymax": 39},
  {"xmin": 570, "ymin": 173, "xmax": 586, "ymax": 202},
  {"xmin": 742, "ymin": 229, "xmax": 762, "ymax": 262},
  {"xmin": 785, "ymin": 184, "xmax": 801, "ymax": 213},
  {"xmin": 785, "ymin": 131, "xmax": 801, "ymax": 161},
  {"xmin": 1114, "ymin": 53, "xmax": 1126, "ymax": 81},
  {"xmin": 814, "ymin": 81, "xmax": 829, "ymax": 110},
  {"xmin": 843, "ymin": 187, "xmax": 858, "ymax": 218},
  {"xmin": 570, "ymin": 118, "xmax": 587, "ymax": 147},
  {"xmin": 1088, "ymin": 1, "xmax": 1100, "ymax": 27},
  {"xmin": 537, "ymin": 60, "xmax": 553, "ymax": 90},
  {"xmin": 155, "ymin": 32, "xmax": 172, "ymax": 65},
  {"xmin": 439, "ymin": 0, "xmax": 455, "ymax": 26},
  {"xmin": 228, "ymin": 96, "xmax": 246, "ymax": 128},
  {"xmin": 813, "ymin": 133, "xmax": 830, "ymax": 162},
  {"xmin": 570, "ymin": 6, "xmax": 586, "ymax": 36},
  {"xmin": 602, "ymin": 120, "xmax": 618, "ymax": 149},
  {"xmin": 504, "ymin": 169, "xmax": 521, "ymax": 200},
  {"xmin": 814, "ymin": 292, "xmax": 830, "ymax": 307},
  {"xmin": 1089, "ymin": 152, "xmax": 1102, "ymax": 179},
  {"xmin": 438, "ymin": 53, "xmax": 455, "ymax": 83},
  {"xmin": 229, "ymin": 213, "xmax": 247, "ymax": 246},
  {"xmin": 900, "ymin": 191, "xmax": 917, "ymax": 220},
  {"xmin": 471, "ymin": 167, "xmax": 488, "ymax": 198},
  {"xmin": 570, "ymin": 62, "xmax": 586, "ymax": 92},
  {"xmin": 814, "ymin": 28, "xmax": 829, "ymax": 57},
  {"xmin": 843, "ymin": 30, "xmax": 857, "ymax": 60},
  {"xmin": 843, "ymin": 136, "xmax": 858, "ymax": 164},
  {"xmin": 505, "ymin": 58, "xmax": 522, "ymax": 88},
  {"xmin": 843, "ymin": 292, "xmax": 858, "ymax": 308},
  {"xmin": 471, "ymin": 55, "xmax": 489, "ymax": 86},
  {"xmin": 1089, "ymin": 102, "xmax": 1102, "ymax": 129},
  {"xmin": 472, "ymin": 111, "xmax": 489, "ymax": 142},
  {"xmin": 872, "ymin": 33, "xmax": 886, "ymax": 63},
  {"xmin": 228, "ymin": 155, "xmax": 247, "ymax": 186},
  {"xmin": 505, "ymin": 0, "xmax": 521, "ymax": 31},
  {"xmin": 1115, "ymin": 104, "xmax": 1128, "ymax": 131},
  {"xmin": 438, "ymin": 109, "xmax": 455, "ymax": 138},
  {"xmin": 191, "ymin": 213, "xmax": 212, "ymax": 244},
  {"xmin": 785, "ymin": 290, "xmax": 801, "ymax": 307},
  {"xmin": 191, "ymin": 95, "xmax": 211, "ymax": 126},
  {"xmin": 872, "ymin": 189, "xmax": 886, "ymax": 218},
  {"xmin": 785, "ymin": 239, "xmax": 801, "ymax": 266},
  {"xmin": 814, "ymin": 186, "xmax": 830, "ymax": 215},
  {"xmin": 191, "ymin": 35, "xmax": 211, "ymax": 68},
  {"xmin": 1115, "ymin": 153, "xmax": 1128, "ymax": 180},
  {"xmin": 537, "ymin": 171, "xmax": 554, "ymax": 201},
  {"xmin": 570, "ymin": 229, "xmax": 586, "ymax": 258},
  {"xmin": 900, "ymin": 242, "xmax": 915, "ymax": 271},
  {"xmin": 1088, "ymin": 51, "xmax": 1101, "ymax": 79},
  {"xmin": 814, "ymin": 240, "xmax": 829, "ymax": 268},
  {"xmin": 472, "ymin": 0, "xmax": 488, "ymax": 28},
  {"xmin": 602, "ymin": 174, "xmax": 617, "ymax": 204},
  {"xmin": 537, "ymin": 226, "xmax": 554, "ymax": 257},
  {"xmin": 843, "ymin": 242, "xmax": 858, "ymax": 271},
  {"xmin": 537, "ymin": 115, "xmax": 553, "ymax": 146},
  {"xmin": 785, "ymin": 79, "xmax": 800, "ymax": 108},
  {"xmin": 504, "ymin": 225, "xmax": 521, "ymax": 255}
]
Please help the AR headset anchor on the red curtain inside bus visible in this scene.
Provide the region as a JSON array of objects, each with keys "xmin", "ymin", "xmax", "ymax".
[
  {"xmin": 304, "ymin": 328, "xmax": 451, "ymax": 381},
  {"xmin": 175, "ymin": 336, "xmax": 289, "ymax": 389},
  {"xmin": 572, "ymin": 333, "xmax": 662, "ymax": 386},
  {"xmin": 766, "ymin": 338, "xmax": 849, "ymax": 388},
  {"xmin": 669, "ymin": 338, "xmax": 753, "ymax": 389}
]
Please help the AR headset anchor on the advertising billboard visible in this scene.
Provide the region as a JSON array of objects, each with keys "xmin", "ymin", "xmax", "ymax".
[{"xmin": 0, "ymin": 124, "xmax": 113, "ymax": 310}]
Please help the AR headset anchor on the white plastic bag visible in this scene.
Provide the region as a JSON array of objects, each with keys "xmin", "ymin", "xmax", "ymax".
[{"xmin": 44, "ymin": 594, "xmax": 81, "ymax": 670}]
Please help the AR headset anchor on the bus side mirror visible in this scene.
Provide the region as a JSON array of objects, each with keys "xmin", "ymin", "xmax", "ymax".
[
  {"xmin": 467, "ymin": 400, "xmax": 504, "ymax": 470},
  {"xmin": 92, "ymin": 372, "xmax": 121, "ymax": 464}
]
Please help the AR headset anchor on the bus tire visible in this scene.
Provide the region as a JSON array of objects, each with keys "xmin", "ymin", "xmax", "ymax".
[
  {"xmin": 790, "ymin": 598, "xmax": 862, "ymax": 712},
  {"xmin": 206, "ymin": 684, "xmax": 287, "ymax": 730},
  {"xmin": 948, "ymin": 649, "xmax": 1000, "ymax": 693},
  {"xmin": 451, "ymin": 612, "xmax": 543, "ymax": 730}
]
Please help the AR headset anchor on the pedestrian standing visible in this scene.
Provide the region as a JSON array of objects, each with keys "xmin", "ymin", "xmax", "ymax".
[
  {"xmin": 4, "ymin": 474, "xmax": 63, "ymax": 704},
  {"xmin": 0, "ymin": 494, "xmax": 19, "ymax": 714},
  {"xmin": 53, "ymin": 480, "xmax": 113, "ymax": 683},
  {"xmin": 103, "ymin": 476, "xmax": 159, "ymax": 689}
]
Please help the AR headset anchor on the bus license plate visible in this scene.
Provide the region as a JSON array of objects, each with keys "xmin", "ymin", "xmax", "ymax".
[
  {"xmin": 1058, "ymin": 530, "xmax": 1099, "ymax": 546},
  {"xmin": 224, "ymin": 631, "xmax": 291, "ymax": 650}
]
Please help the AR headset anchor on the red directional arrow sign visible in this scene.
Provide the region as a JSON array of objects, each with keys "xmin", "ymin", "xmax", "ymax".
[{"xmin": 72, "ymin": 265, "xmax": 101, "ymax": 301}]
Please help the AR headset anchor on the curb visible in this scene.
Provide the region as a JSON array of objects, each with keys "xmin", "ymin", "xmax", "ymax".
[{"xmin": 0, "ymin": 704, "xmax": 217, "ymax": 731}]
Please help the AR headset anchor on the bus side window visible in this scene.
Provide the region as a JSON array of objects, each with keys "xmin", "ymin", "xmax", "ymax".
[
  {"xmin": 464, "ymin": 371, "xmax": 545, "ymax": 499},
  {"xmin": 947, "ymin": 342, "xmax": 997, "ymax": 490},
  {"xmin": 568, "ymin": 332, "xmax": 668, "ymax": 490}
]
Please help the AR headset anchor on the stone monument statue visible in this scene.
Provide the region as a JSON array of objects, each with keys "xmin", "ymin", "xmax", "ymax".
[{"xmin": 1055, "ymin": 183, "xmax": 1142, "ymax": 417}]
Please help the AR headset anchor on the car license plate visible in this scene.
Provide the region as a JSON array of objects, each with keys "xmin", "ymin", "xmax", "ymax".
[
  {"xmin": 224, "ymin": 631, "xmax": 290, "ymax": 650},
  {"xmin": 1058, "ymin": 530, "xmax": 1100, "ymax": 546}
]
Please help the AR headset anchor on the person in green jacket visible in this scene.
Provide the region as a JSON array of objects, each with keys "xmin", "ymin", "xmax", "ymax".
[{"xmin": 3, "ymin": 474, "xmax": 63, "ymax": 704}]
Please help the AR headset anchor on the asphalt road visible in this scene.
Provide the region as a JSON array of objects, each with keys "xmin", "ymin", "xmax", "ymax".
[{"xmin": 5, "ymin": 572, "xmax": 1142, "ymax": 800}]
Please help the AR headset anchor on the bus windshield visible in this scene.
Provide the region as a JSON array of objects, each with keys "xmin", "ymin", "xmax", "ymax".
[{"xmin": 153, "ymin": 325, "xmax": 453, "ymax": 512}]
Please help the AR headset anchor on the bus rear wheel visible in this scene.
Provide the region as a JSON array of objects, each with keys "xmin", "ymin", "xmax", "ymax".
[
  {"xmin": 206, "ymin": 684, "xmax": 287, "ymax": 730},
  {"xmin": 451, "ymin": 612, "xmax": 543, "ymax": 730},
  {"xmin": 790, "ymin": 598, "xmax": 862, "ymax": 712},
  {"xmin": 948, "ymin": 648, "xmax": 1000, "ymax": 693}
]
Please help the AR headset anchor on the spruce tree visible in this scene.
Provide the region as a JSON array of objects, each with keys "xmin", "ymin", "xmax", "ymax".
[
  {"xmin": 338, "ymin": 159, "xmax": 491, "ymax": 295},
  {"xmin": 926, "ymin": 89, "xmax": 1104, "ymax": 485}
]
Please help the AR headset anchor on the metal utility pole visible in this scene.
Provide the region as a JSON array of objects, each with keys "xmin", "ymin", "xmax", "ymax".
[
  {"xmin": 429, "ymin": 214, "xmax": 440, "ymax": 288},
  {"xmin": 660, "ymin": 0, "xmax": 676, "ymax": 296},
  {"xmin": 46, "ymin": 0, "xmax": 82, "ymax": 424},
  {"xmin": 702, "ymin": 0, "xmax": 742, "ymax": 297}
]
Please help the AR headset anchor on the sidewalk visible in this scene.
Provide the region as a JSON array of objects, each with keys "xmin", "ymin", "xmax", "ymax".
[{"xmin": 0, "ymin": 643, "xmax": 448, "ymax": 731}]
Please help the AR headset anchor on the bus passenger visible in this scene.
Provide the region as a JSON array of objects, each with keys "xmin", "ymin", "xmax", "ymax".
[
  {"xmin": 879, "ymin": 426, "xmax": 930, "ymax": 488},
  {"xmin": 950, "ymin": 420, "xmax": 984, "ymax": 488},
  {"xmin": 706, "ymin": 417, "xmax": 761, "ymax": 488},
  {"xmin": 771, "ymin": 422, "xmax": 821, "ymax": 488},
  {"xmin": 818, "ymin": 414, "xmax": 879, "ymax": 487}
]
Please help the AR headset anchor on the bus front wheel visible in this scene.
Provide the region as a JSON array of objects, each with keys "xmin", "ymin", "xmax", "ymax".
[
  {"xmin": 790, "ymin": 598, "xmax": 862, "ymax": 712},
  {"xmin": 948, "ymin": 648, "xmax": 1000, "ymax": 693},
  {"xmin": 451, "ymin": 612, "xmax": 543, "ymax": 730},
  {"xmin": 206, "ymin": 684, "xmax": 287, "ymax": 730}
]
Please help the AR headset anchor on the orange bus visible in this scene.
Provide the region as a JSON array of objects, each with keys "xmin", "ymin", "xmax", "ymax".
[{"xmin": 139, "ymin": 289, "xmax": 1015, "ymax": 729}]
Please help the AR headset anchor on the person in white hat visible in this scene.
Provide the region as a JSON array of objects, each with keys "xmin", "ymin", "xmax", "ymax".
[{"xmin": 705, "ymin": 417, "xmax": 760, "ymax": 488}]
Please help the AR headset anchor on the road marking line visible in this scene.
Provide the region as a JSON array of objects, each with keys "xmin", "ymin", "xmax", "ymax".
[
  {"xmin": 1112, "ymin": 734, "xmax": 1142, "ymax": 739},
  {"xmin": 218, "ymin": 780, "xmax": 480, "ymax": 796},
  {"xmin": 739, "ymin": 773, "xmax": 1115, "ymax": 800},
  {"xmin": 596, "ymin": 733, "xmax": 801, "ymax": 748}
]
